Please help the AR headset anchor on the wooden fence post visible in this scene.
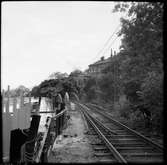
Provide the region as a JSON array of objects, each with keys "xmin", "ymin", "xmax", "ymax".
[
  {"xmin": 18, "ymin": 92, "xmax": 25, "ymax": 129},
  {"xmin": 3, "ymin": 85, "xmax": 12, "ymax": 162},
  {"xmin": 12, "ymin": 97, "xmax": 18, "ymax": 130},
  {"xmin": 2, "ymin": 89, "xmax": 5, "ymax": 113},
  {"xmin": 18, "ymin": 92, "xmax": 31, "ymax": 129}
]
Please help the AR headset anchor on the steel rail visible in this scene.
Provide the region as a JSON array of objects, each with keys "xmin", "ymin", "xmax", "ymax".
[
  {"xmin": 79, "ymin": 103, "xmax": 117, "ymax": 135},
  {"xmin": 79, "ymin": 103, "xmax": 127, "ymax": 163},
  {"xmin": 87, "ymin": 103, "xmax": 163, "ymax": 152},
  {"xmin": 89, "ymin": 115, "xmax": 117, "ymax": 135}
]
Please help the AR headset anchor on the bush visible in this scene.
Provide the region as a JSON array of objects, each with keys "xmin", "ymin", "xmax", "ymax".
[
  {"xmin": 83, "ymin": 77, "xmax": 98, "ymax": 102},
  {"xmin": 140, "ymin": 71, "xmax": 163, "ymax": 132},
  {"xmin": 116, "ymin": 99, "xmax": 131, "ymax": 119}
]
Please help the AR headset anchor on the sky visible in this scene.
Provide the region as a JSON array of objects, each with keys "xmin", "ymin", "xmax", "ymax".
[{"xmin": 2, "ymin": 1, "xmax": 126, "ymax": 90}]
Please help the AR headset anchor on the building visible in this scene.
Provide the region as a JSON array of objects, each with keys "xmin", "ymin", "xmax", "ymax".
[
  {"xmin": 69, "ymin": 71, "xmax": 89, "ymax": 88},
  {"xmin": 74, "ymin": 73, "xmax": 89, "ymax": 87},
  {"xmin": 88, "ymin": 49, "xmax": 116, "ymax": 76}
]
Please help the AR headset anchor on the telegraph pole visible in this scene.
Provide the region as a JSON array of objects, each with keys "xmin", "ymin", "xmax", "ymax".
[{"xmin": 113, "ymin": 50, "xmax": 116, "ymax": 109}]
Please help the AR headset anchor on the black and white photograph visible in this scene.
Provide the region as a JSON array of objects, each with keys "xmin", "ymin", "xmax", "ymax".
[{"xmin": 1, "ymin": 1, "xmax": 163, "ymax": 163}]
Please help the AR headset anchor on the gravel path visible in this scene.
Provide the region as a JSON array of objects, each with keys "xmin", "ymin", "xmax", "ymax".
[{"xmin": 48, "ymin": 103, "xmax": 98, "ymax": 163}]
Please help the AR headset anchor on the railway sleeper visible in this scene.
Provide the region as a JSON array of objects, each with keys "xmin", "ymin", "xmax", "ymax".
[
  {"xmin": 91, "ymin": 142, "xmax": 153, "ymax": 153},
  {"xmin": 93, "ymin": 145, "xmax": 110, "ymax": 150},
  {"xmin": 108, "ymin": 138, "xmax": 141, "ymax": 142},
  {"xmin": 88, "ymin": 133, "xmax": 109, "ymax": 136},
  {"xmin": 94, "ymin": 152, "xmax": 115, "ymax": 157},
  {"xmin": 105, "ymin": 135, "xmax": 135, "ymax": 138},
  {"xmin": 90, "ymin": 143, "xmax": 106, "ymax": 145},
  {"xmin": 126, "ymin": 157, "xmax": 163, "ymax": 163},
  {"xmin": 117, "ymin": 148, "xmax": 160, "ymax": 153},
  {"xmin": 111, "ymin": 143, "xmax": 147, "ymax": 147},
  {"xmin": 98, "ymin": 129, "xmax": 128, "ymax": 135},
  {"xmin": 109, "ymin": 140, "xmax": 145, "ymax": 145},
  {"xmin": 121, "ymin": 152, "xmax": 163, "ymax": 157},
  {"xmin": 93, "ymin": 145, "xmax": 154, "ymax": 152},
  {"xmin": 115, "ymin": 146, "xmax": 156, "ymax": 152},
  {"xmin": 98, "ymin": 158, "xmax": 117, "ymax": 163},
  {"xmin": 104, "ymin": 123, "xmax": 123, "ymax": 129},
  {"xmin": 94, "ymin": 147, "xmax": 110, "ymax": 152},
  {"xmin": 108, "ymin": 130, "xmax": 129, "ymax": 134}
]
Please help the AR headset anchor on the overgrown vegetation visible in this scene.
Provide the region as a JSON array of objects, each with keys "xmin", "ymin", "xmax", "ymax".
[
  {"xmin": 30, "ymin": 72, "xmax": 80, "ymax": 100},
  {"xmin": 82, "ymin": 2, "xmax": 163, "ymax": 135}
]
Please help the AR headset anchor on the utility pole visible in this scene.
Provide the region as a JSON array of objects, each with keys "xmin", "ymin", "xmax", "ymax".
[
  {"xmin": 113, "ymin": 51, "xmax": 117, "ymax": 109},
  {"xmin": 113, "ymin": 54, "xmax": 115, "ymax": 107}
]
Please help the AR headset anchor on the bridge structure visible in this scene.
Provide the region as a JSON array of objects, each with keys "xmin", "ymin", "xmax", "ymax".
[{"xmin": 2, "ymin": 85, "xmax": 70, "ymax": 163}]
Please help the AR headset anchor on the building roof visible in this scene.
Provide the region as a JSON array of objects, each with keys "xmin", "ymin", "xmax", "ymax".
[{"xmin": 89, "ymin": 57, "xmax": 112, "ymax": 67}]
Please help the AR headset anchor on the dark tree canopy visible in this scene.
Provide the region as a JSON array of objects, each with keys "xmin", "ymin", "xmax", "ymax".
[{"xmin": 30, "ymin": 75, "xmax": 80, "ymax": 99}]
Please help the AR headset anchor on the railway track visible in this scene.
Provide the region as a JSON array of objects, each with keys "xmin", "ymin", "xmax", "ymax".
[{"xmin": 77, "ymin": 102, "xmax": 164, "ymax": 163}]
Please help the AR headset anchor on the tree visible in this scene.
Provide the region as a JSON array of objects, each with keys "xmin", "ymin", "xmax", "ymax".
[
  {"xmin": 114, "ymin": 2, "xmax": 163, "ymax": 64},
  {"xmin": 113, "ymin": 2, "xmax": 163, "ymax": 100},
  {"xmin": 14, "ymin": 85, "xmax": 30, "ymax": 96},
  {"xmin": 83, "ymin": 77, "xmax": 97, "ymax": 101},
  {"xmin": 112, "ymin": 2, "xmax": 163, "ymax": 130},
  {"xmin": 30, "ymin": 86, "xmax": 41, "ymax": 98},
  {"xmin": 48, "ymin": 72, "xmax": 68, "ymax": 79},
  {"xmin": 30, "ymin": 73, "xmax": 80, "ymax": 99},
  {"xmin": 139, "ymin": 71, "xmax": 163, "ymax": 130},
  {"xmin": 69, "ymin": 69, "xmax": 82, "ymax": 77}
]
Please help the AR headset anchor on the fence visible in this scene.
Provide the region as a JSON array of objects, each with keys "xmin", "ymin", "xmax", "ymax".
[{"xmin": 2, "ymin": 86, "xmax": 32, "ymax": 162}]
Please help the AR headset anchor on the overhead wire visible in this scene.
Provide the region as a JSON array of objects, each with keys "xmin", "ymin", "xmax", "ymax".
[
  {"xmin": 102, "ymin": 31, "xmax": 121, "ymax": 57},
  {"xmin": 66, "ymin": 11, "xmax": 128, "ymax": 71},
  {"xmin": 90, "ymin": 11, "xmax": 129, "ymax": 62},
  {"xmin": 89, "ymin": 24, "xmax": 121, "ymax": 63}
]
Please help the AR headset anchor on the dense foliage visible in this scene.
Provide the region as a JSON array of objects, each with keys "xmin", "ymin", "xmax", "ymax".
[
  {"xmin": 30, "ymin": 72, "xmax": 80, "ymax": 100},
  {"xmin": 82, "ymin": 2, "xmax": 163, "ymax": 134}
]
